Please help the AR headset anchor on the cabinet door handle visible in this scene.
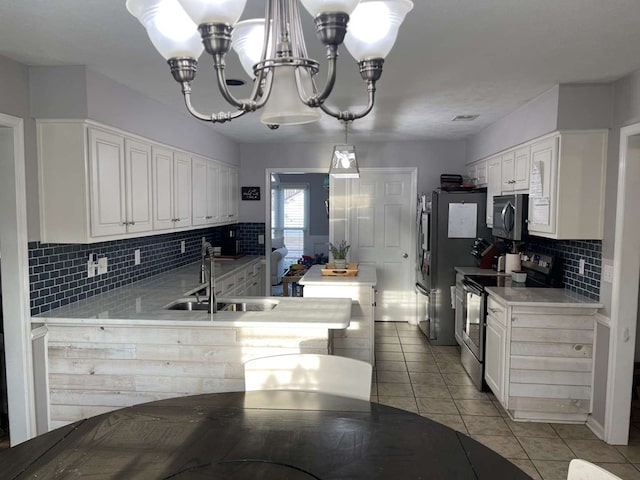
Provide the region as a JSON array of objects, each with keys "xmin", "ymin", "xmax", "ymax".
[{"xmin": 121, "ymin": 222, "xmax": 127, "ymax": 226}]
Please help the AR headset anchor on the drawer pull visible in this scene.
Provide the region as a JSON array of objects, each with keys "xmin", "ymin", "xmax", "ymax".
[{"xmin": 574, "ymin": 344, "xmax": 584, "ymax": 351}]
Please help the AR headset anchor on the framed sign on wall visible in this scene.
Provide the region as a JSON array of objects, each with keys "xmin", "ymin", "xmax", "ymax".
[{"xmin": 241, "ymin": 186, "xmax": 261, "ymax": 201}]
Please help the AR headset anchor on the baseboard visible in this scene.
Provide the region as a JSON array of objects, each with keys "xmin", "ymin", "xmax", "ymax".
[{"xmin": 587, "ymin": 414, "xmax": 605, "ymax": 440}]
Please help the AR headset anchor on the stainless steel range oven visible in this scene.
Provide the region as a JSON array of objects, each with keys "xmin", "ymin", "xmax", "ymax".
[{"xmin": 460, "ymin": 277, "xmax": 489, "ymax": 390}]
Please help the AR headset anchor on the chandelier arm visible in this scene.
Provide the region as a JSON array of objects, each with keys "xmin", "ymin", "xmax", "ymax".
[
  {"xmin": 319, "ymin": 81, "xmax": 377, "ymax": 122},
  {"xmin": 181, "ymin": 83, "xmax": 247, "ymax": 124},
  {"xmin": 212, "ymin": 55, "xmax": 253, "ymax": 110},
  {"xmin": 298, "ymin": 45, "xmax": 338, "ymax": 107}
]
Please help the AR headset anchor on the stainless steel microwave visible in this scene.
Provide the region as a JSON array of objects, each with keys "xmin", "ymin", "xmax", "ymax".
[{"xmin": 492, "ymin": 194, "xmax": 528, "ymax": 240}]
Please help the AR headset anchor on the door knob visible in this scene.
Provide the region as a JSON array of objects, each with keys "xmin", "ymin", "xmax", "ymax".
[{"xmin": 403, "ymin": 253, "xmax": 408, "ymax": 258}]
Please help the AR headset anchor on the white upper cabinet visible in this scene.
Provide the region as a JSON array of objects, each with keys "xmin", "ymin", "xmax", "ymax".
[
  {"xmin": 512, "ymin": 146, "xmax": 531, "ymax": 191},
  {"xmin": 218, "ymin": 164, "xmax": 239, "ymax": 222},
  {"xmin": 38, "ymin": 119, "xmax": 237, "ymax": 243},
  {"xmin": 467, "ymin": 160, "xmax": 487, "ymax": 187},
  {"xmin": 88, "ymin": 128, "xmax": 127, "ymax": 237},
  {"xmin": 467, "ymin": 129, "xmax": 606, "ymax": 239},
  {"xmin": 152, "ymin": 147, "xmax": 192, "ymax": 231},
  {"xmin": 124, "ymin": 138, "xmax": 154, "ymax": 234},
  {"xmin": 527, "ymin": 131, "xmax": 607, "ymax": 240},
  {"xmin": 485, "ymin": 156, "xmax": 502, "ymax": 227},
  {"xmin": 192, "ymin": 156, "xmax": 221, "ymax": 226},
  {"xmin": 38, "ymin": 122, "xmax": 154, "ymax": 243},
  {"xmin": 501, "ymin": 147, "xmax": 530, "ymax": 193}
]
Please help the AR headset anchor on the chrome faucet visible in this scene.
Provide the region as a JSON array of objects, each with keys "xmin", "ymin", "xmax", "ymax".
[{"xmin": 201, "ymin": 241, "xmax": 217, "ymax": 314}]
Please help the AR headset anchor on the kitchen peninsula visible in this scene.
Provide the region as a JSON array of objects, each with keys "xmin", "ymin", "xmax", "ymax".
[{"xmin": 31, "ymin": 259, "xmax": 351, "ymax": 430}]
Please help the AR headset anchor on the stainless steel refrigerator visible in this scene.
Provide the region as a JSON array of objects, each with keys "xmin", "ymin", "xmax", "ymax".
[{"xmin": 416, "ymin": 190, "xmax": 491, "ymax": 345}]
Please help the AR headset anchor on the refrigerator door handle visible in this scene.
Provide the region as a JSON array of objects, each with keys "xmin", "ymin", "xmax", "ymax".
[{"xmin": 415, "ymin": 282, "xmax": 430, "ymax": 296}]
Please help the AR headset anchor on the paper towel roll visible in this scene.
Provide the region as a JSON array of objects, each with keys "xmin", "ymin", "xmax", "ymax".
[{"xmin": 505, "ymin": 254, "xmax": 521, "ymax": 273}]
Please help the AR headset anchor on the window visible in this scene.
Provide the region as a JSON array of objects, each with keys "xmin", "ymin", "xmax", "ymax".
[{"xmin": 272, "ymin": 184, "xmax": 308, "ymax": 267}]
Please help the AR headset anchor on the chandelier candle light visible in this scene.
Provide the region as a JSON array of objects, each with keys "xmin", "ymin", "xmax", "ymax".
[{"xmin": 126, "ymin": 0, "xmax": 413, "ymax": 128}]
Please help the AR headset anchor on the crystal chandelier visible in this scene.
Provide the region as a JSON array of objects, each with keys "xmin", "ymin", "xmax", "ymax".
[{"xmin": 126, "ymin": 0, "xmax": 413, "ymax": 128}]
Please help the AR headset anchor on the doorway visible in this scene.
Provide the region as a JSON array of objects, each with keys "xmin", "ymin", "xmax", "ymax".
[
  {"xmin": 0, "ymin": 115, "xmax": 36, "ymax": 445},
  {"xmin": 605, "ymin": 124, "xmax": 640, "ymax": 444},
  {"xmin": 266, "ymin": 169, "xmax": 329, "ymax": 296}
]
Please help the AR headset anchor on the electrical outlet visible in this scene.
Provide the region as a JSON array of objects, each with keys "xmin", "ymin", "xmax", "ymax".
[
  {"xmin": 258, "ymin": 234, "xmax": 264, "ymax": 245},
  {"xmin": 181, "ymin": 240, "xmax": 186, "ymax": 253},
  {"xmin": 98, "ymin": 256, "xmax": 108, "ymax": 275},
  {"xmin": 87, "ymin": 253, "xmax": 96, "ymax": 278},
  {"xmin": 134, "ymin": 249, "xmax": 141, "ymax": 266},
  {"xmin": 579, "ymin": 258, "xmax": 585, "ymax": 275},
  {"xmin": 603, "ymin": 264, "xmax": 614, "ymax": 283}
]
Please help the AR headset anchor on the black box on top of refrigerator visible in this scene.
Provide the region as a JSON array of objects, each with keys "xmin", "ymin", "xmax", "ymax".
[{"xmin": 415, "ymin": 190, "xmax": 491, "ymax": 345}]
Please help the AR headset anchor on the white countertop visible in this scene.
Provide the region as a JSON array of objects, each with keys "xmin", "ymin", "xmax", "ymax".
[
  {"xmin": 32, "ymin": 259, "xmax": 352, "ymax": 329},
  {"xmin": 486, "ymin": 286, "xmax": 603, "ymax": 308},
  {"xmin": 299, "ymin": 264, "xmax": 377, "ymax": 286}
]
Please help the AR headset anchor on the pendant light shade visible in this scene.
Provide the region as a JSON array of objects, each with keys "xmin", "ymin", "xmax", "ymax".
[
  {"xmin": 329, "ymin": 144, "xmax": 359, "ymax": 178},
  {"xmin": 127, "ymin": 0, "xmax": 203, "ymax": 60},
  {"xmin": 177, "ymin": 0, "xmax": 247, "ymax": 25},
  {"xmin": 231, "ymin": 19, "xmax": 268, "ymax": 78},
  {"xmin": 300, "ymin": 0, "xmax": 361, "ymax": 16},
  {"xmin": 260, "ymin": 66, "xmax": 321, "ymax": 125},
  {"xmin": 344, "ymin": 0, "xmax": 413, "ymax": 61}
]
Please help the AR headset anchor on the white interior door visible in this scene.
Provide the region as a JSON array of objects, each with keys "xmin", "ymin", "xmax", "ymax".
[{"xmin": 346, "ymin": 170, "xmax": 416, "ymax": 322}]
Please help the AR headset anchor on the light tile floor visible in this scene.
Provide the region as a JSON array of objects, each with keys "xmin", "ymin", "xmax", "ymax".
[{"xmin": 372, "ymin": 321, "xmax": 640, "ymax": 480}]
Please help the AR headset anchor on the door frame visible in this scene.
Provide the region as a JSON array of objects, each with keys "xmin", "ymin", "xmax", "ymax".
[
  {"xmin": 0, "ymin": 112, "xmax": 36, "ymax": 444},
  {"xmin": 605, "ymin": 123, "xmax": 640, "ymax": 444}
]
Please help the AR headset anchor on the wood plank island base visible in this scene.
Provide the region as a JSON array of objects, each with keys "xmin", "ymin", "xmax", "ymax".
[{"xmin": 30, "ymin": 262, "xmax": 351, "ymax": 431}]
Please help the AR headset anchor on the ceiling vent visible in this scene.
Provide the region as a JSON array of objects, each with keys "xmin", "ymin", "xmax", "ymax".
[{"xmin": 452, "ymin": 114, "xmax": 479, "ymax": 122}]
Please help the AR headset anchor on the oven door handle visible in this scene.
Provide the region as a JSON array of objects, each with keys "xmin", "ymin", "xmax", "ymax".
[{"xmin": 462, "ymin": 280, "xmax": 483, "ymax": 296}]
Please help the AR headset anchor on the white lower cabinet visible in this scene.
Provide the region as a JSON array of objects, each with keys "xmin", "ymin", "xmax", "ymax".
[
  {"xmin": 214, "ymin": 259, "xmax": 265, "ymax": 298},
  {"xmin": 485, "ymin": 293, "xmax": 598, "ymax": 422},
  {"xmin": 484, "ymin": 297, "xmax": 507, "ymax": 404}
]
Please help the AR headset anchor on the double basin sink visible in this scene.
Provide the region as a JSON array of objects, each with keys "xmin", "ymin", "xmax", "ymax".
[{"xmin": 165, "ymin": 297, "xmax": 279, "ymax": 313}]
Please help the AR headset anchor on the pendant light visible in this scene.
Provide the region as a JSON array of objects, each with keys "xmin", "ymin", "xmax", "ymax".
[{"xmin": 329, "ymin": 121, "xmax": 359, "ymax": 178}]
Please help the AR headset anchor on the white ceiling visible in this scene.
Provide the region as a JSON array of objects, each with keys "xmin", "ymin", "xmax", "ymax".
[{"xmin": 1, "ymin": 0, "xmax": 640, "ymax": 144}]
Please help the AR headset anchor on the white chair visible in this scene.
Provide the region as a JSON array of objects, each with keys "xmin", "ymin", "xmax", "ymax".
[
  {"xmin": 244, "ymin": 353, "xmax": 372, "ymax": 401},
  {"xmin": 567, "ymin": 459, "xmax": 623, "ymax": 480}
]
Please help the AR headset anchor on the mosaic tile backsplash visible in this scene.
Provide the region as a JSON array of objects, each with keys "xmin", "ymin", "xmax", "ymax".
[
  {"xmin": 29, "ymin": 223, "xmax": 266, "ymax": 316},
  {"xmin": 524, "ymin": 236, "xmax": 601, "ymax": 300}
]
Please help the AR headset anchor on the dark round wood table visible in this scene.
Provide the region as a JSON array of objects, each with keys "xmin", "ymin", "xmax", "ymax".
[{"xmin": 0, "ymin": 391, "xmax": 532, "ymax": 479}]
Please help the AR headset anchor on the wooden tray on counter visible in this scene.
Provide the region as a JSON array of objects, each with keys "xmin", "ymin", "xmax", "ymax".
[{"xmin": 321, "ymin": 263, "xmax": 359, "ymax": 276}]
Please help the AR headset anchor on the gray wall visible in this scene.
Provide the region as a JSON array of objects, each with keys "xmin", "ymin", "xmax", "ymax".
[
  {"xmin": 0, "ymin": 56, "xmax": 39, "ymax": 241},
  {"xmin": 29, "ymin": 66, "xmax": 239, "ymax": 165},
  {"xmin": 239, "ymin": 140, "xmax": 467, "ymax": 223},
  {"xmin": 466, "ymin": 86, "xmax": 560, "ymax": 162},
  {"xmin": 466, "ymin": 84, "xmax": 613, "ymax": 163}
]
